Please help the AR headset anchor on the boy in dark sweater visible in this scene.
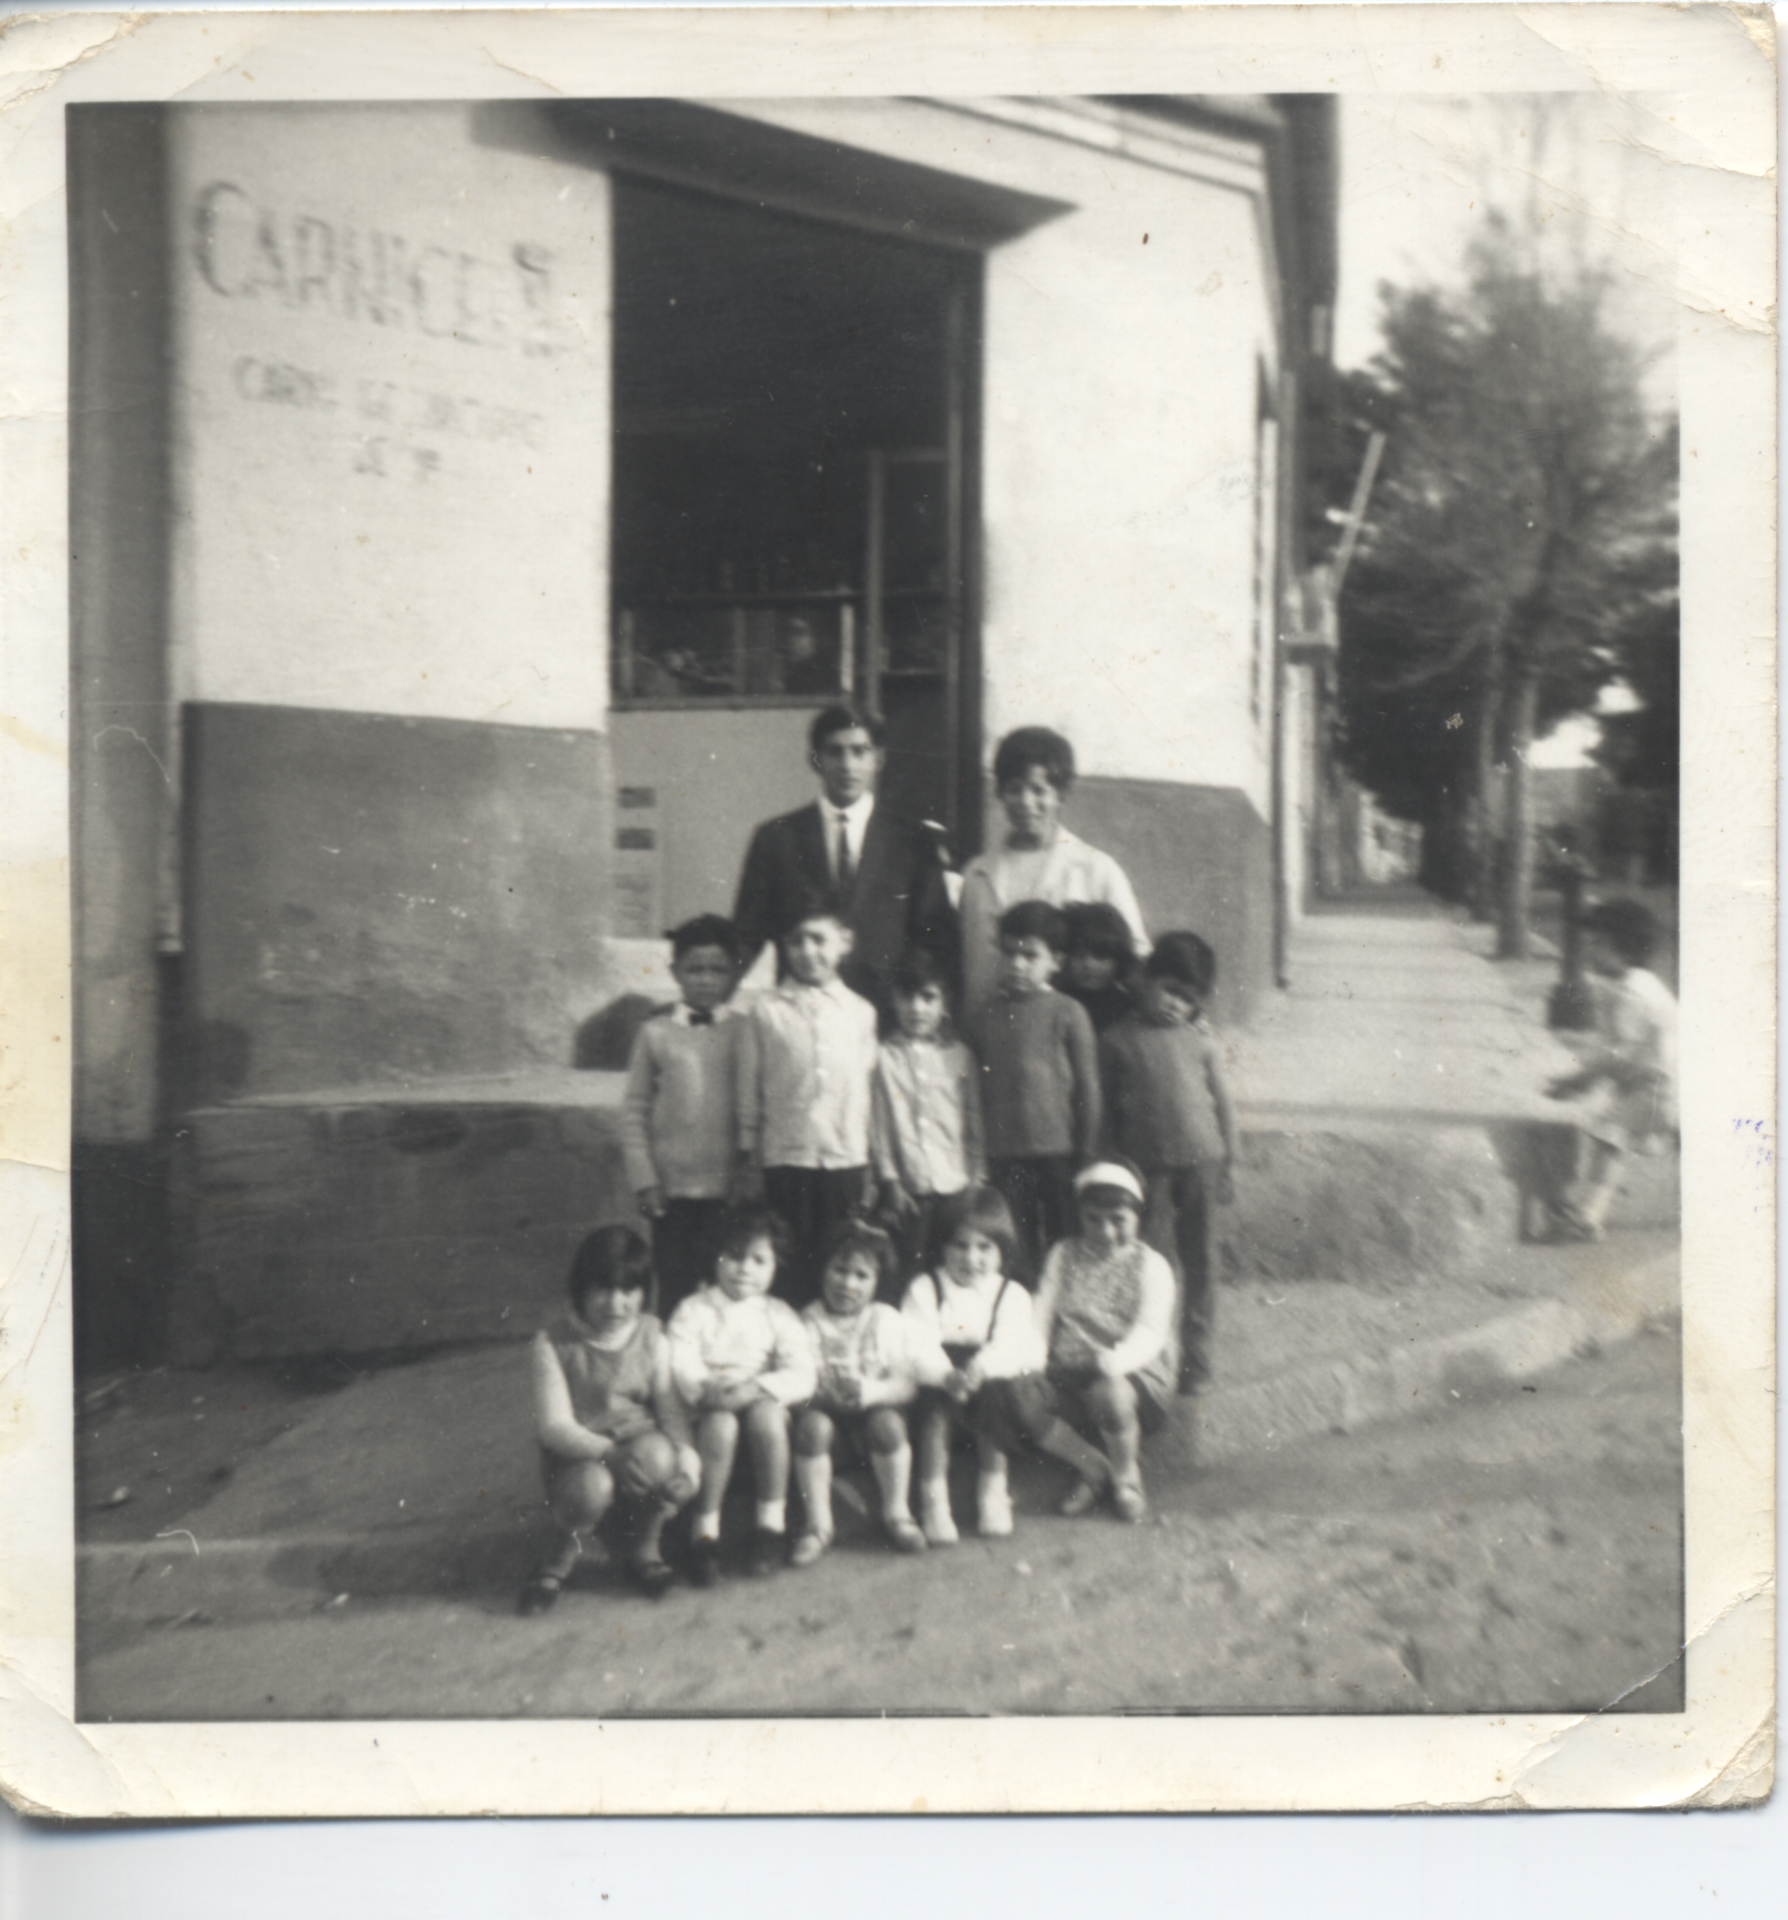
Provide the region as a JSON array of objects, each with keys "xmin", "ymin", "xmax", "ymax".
[
  {"xmin": 967, "ymin": 900, "xmax": 1101, "ymax": 1271},
  {"xmin": 1099, "ymin": 931, "xmax": 1238, "ymax": 1393}
]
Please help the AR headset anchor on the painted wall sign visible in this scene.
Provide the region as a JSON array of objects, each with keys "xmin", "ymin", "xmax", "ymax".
[{"xmin": 192, "ymin": 180, "xmax": 564, "ymax": 357}]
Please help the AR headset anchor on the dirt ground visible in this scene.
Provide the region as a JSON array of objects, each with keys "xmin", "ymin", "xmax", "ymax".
[{"xmin": 78, "ymin": 1322, "xmax": 1682, "ymax": 1722}]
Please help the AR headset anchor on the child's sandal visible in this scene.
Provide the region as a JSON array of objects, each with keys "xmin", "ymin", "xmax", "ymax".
[
  {"xmin": 1111, "ymin": 1480, "xmax": 1148, "ymax": 1524},
  {"xmin": 789, "ymin": 1529, "xmax": 831, "ymax": 1568},
  {"xmin": 883, "ymin": 1516, "xmax": 927, "ymax": 1555},
  {"xmin": 518, "ymin": 1571, "xmax": 565, "ymax": 1616}
]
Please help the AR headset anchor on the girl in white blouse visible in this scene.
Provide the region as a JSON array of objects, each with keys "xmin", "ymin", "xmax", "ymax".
[{"xmin": 902, "ymin": 1185, "xmax": 1108, "ymax": 1543}]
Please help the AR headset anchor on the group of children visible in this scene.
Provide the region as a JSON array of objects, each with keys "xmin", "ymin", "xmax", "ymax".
[
  {"xmin": 524, "ymin": 886, "xmax": 1239, "ymax": 1610},
  {"xmin": 527, "ymin": 878, "xmax": 1679, "ymax": 1612},
  {"xmin": 525, "ymin": 1169, "xmax": 1179, "ymax": 1611}
]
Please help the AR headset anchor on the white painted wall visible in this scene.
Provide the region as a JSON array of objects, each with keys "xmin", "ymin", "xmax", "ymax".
[
  {"xmin": 982, "ymin": 180, "xmax": 1273, "ymax": 812},
  {"xmin": 166, "ymin": 104, "xmax": 611, "ymax": 732}
]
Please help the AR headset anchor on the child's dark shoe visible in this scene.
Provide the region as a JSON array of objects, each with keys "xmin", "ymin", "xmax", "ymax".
[
  {"xmin": 632, "ymin": 1553, "xmax": 676, "ymax": 1599},
  {"xmin": 687, "ymin": 1539, "xmax": 721, "ymax": 1588},
  {"xmin": 747, "ymin": 1528, "xmax": 786, "ymax": 1577},
  {"xmin": 518, "ymin": 1572, "xmax": 564, "ymax": 1617},
  {"xmin": 1058, "ymin": 1478, "xmax": 1100, "ymax": 1518}
]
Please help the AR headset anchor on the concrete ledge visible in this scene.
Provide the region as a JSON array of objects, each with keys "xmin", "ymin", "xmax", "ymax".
[{"xmin": 170, "ymin": 1080, "xmax": 635, "ymax": 1363}]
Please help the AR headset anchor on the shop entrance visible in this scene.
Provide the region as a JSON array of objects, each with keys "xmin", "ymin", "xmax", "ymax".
[{"xmin": 609, "ymin": 174, "xmax": 982, "ymax": 880}]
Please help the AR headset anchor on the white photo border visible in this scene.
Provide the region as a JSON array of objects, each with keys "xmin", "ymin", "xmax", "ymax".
[{"xmin": 0, "ymin": 4, "xmax": 1773, "ymax": 1818}]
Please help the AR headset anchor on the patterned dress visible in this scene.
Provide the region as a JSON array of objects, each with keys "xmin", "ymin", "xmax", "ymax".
[{"xmin": 1037, "ymin": 1237, "xmax": 1179, "ymax": 1420}]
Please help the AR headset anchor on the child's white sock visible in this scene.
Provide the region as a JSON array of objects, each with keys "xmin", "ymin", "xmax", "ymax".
[
  {"xmin": 871, "ymin": 1440, "xmax": 915, "ymax": 1522},
  {"xmin": 755, "ymin": 1499, "xmax": 787, "ymax": 1533},
  {"xmin": 691, "ymin": 1510, "xmax": 721, "ymax": 1544},
  {"xmin": 793, "ymin": 1453, "xmax": 833, "ymax": 1539}
]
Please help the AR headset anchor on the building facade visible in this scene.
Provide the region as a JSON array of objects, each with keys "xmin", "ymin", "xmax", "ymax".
[{"xmin": 70, "ymin": 96, "xmax": 1337, "ymax": 1358}]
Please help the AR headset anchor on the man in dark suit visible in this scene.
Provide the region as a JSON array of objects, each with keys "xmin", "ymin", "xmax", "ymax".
[{"xmin": 733, "ymin": 704, "xmax": 959, "ymax": 1015}]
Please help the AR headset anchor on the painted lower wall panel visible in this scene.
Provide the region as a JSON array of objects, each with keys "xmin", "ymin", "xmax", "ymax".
[
  {"xmin": 1067, "ymin": 776, "xmax": 1273, "ymax": 1023},
  {"xmin": 182, "ymin": 702, "xmax": 615, "ymax": 1105}
]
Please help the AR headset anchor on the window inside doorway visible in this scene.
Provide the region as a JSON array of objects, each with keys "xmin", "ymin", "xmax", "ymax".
[{"xmin": 610, "ymin": 176, "xmax": 968, "ymax": 710}]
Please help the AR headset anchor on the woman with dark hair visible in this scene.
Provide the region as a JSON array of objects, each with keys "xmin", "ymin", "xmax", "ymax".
[{"xmin": 957, "ymin": 726, "xmax": 1149, "ymax": 1018}]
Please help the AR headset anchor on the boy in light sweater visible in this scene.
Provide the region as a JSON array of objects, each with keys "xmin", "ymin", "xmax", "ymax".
[
  {"xmin": 621, "ymin": 914, "xmax": 748, "ymax": 1314},
  {"xmin": 736, "ymin": 891, "xmax": 880, "ymax": 1306}
]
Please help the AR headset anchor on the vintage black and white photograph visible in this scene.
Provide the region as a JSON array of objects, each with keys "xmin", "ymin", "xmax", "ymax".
[{"xmin": 0, "ymin": 5, "xmax": 1772, "ymax": 1816}]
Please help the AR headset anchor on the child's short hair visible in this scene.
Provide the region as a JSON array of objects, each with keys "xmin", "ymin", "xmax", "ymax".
[
  {"xmin": 1583, "ymin": 898, "xmax": 1660, "ymax": 967},
  {"xmin": 1146, "ymin": 931, "xmax": 1217, "ymax": 999},
  {"xmin": 820, "ymin": 1218, "xmax": 900, "ymax": 1293},
  {"xmin": 928, "ymin": 1184, "xmax": 1024, "ymax": 1281},
  {"xmin": 716, "ymin": 1205, "xmax": 791, "ymax": 1267},
  {"xmin": 668, "ymin": 913, "xmax": 743, "ymax": 966},
  {"xmin": 783, "ymin": 885, "xmax": 850, "ymax": 940},
  {"xmin": 567, "ymin": 1224, "xmax": 654, "ymax": 1312},
  {"xmin": 993, "ymin": 726, "xmax": 1076, "ymax": 795},
  {"xmin": 891, "ymin": 945, "xmax": 953, "ymax": 1000},
  {"xmin": 1063, "ymin": 901, "xmax": 1137, "ymax": 967},
  {"xmin": 998, "ymin": 899, "xmax": 1068, "ymax": 954},
  {"xmin": 1073, "ymin": 1156, "xmax": 1147, "ymax": 1216},
  {"xmin": 809, "ymin": 702, "xmax": 886, "ymax": 756}
]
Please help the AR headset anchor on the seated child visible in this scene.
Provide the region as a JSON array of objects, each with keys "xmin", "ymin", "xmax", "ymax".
[
  {"xmin": 967, "ymin": 900, "xmax": 1102, "ymax": 1272},
  {"xmin": 904, "ymin": 1185, "xmax": 1044, "ymax": 1542},
  {"xmin": 737, "ymin": 890, "xmax": 880, "ymax": 1305},
  {"xmin": 904, "ymin": 1184, "xmax": 1119, "ymax": 1543},
  {"xmin": 1542, "ymin": 898, "xmax": 1679, "ymax": 1241},
  {"xmin": 522, "ymin": 1226, "xmax": 701, "ymax": 1612},
  {"xmin": 667, "ymin": 1207, "xmax": 818, "ymax": 1583},
  {"xmin": 1058, "ymin": 901, "xmax": 1141, "ymax": 1033},
  {"xmin": 791, "ymin": 1222, "xmax": 926, "ymax": 1564},
  {"xmin": 871, "ymin": 946, "xmax": 985, "ymax": 1281},
  {"xmin": 1099, "ymin": 931, "xmax": 1238, "ymax": 1393},
  {"xmin": 620, "ymin": 913, "xmax": 748, "ymax": 1316},
  {"xmin": 1033, "ymin": 1161, "xmax": 1178, "ymax": 1523}
]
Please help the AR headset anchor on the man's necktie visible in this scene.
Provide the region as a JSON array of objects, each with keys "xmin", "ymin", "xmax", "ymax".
[{"xmin": 835, "ymin": 813, "xmax": 855, "ymax": 896}]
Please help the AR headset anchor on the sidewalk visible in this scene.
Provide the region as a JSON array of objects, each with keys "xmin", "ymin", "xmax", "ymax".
[
  {"xmin": 79, "ymin": 890, "xmax": 1681, "ymax": 1630},
  {"xmin": 1238, "ymin": 891, "xmax": 1577, "ymax": 1130}
]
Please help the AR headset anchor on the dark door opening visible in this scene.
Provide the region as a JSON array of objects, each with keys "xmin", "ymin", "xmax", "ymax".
[{"xmin": 610, "ymin": 173, "xmax": 981, "ymax": 843}]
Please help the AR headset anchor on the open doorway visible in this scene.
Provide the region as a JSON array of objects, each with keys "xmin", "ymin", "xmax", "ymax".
[{"xmin": 610, "ymin": 173, "xmax": 981, "ymax": 843}]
